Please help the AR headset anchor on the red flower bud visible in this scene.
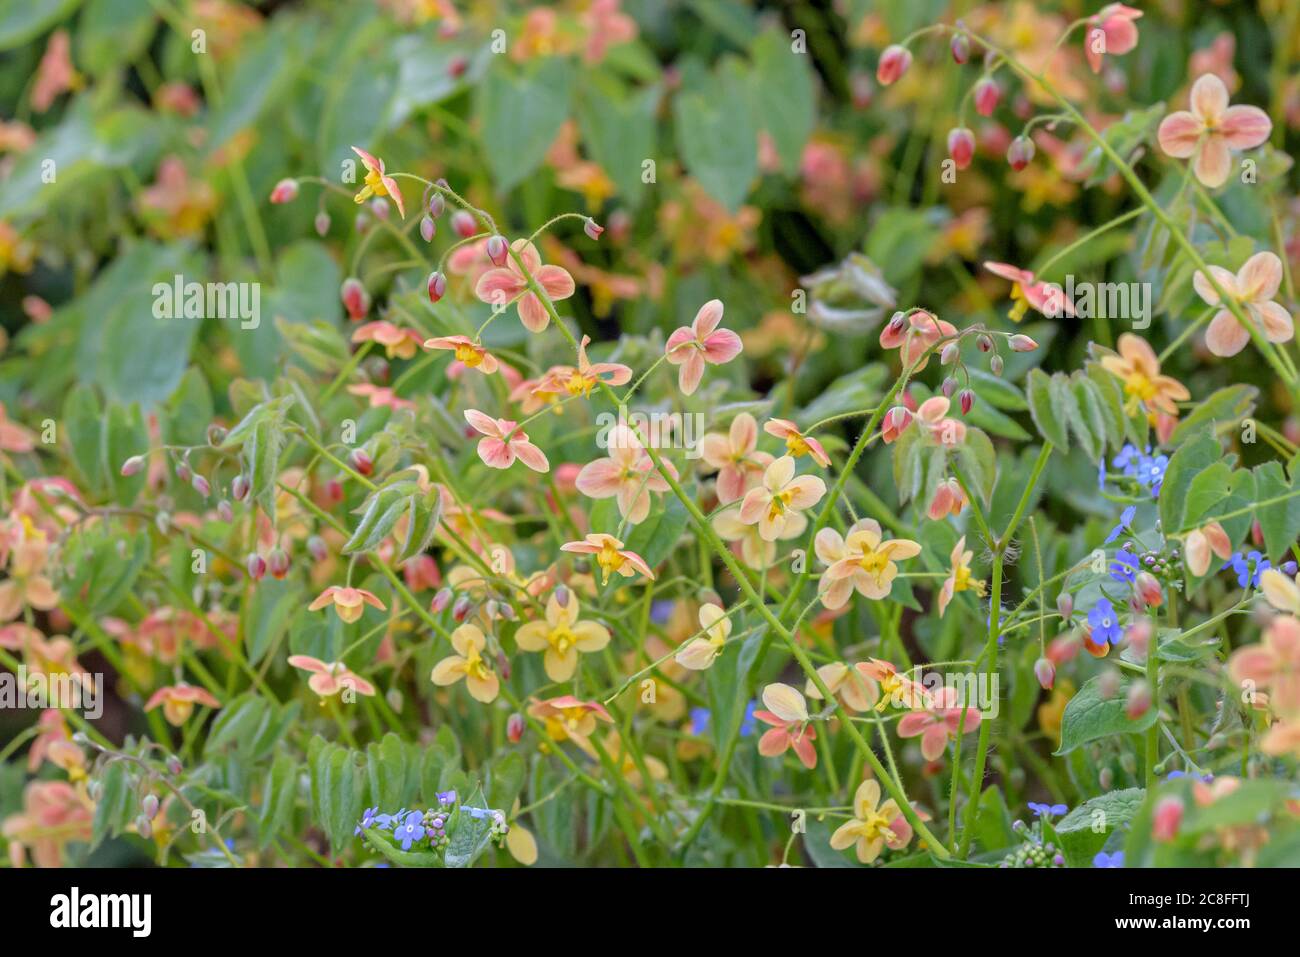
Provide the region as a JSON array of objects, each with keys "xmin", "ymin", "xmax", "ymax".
[
  {"xmin": 1125, "ymin": 680, "xmax": 1152, "ymax": 719},
  {"xmin": 246, "ymin": 553, "xmax": 267, "ymax": 581},
  {"xmin": 452, "ymin": 210, "xmax": 476, "ymax": 238},
  {"xmin": 877, "ymin": 44, "xmax": 913, "ymax": 86},
  {"xmin": 341, "ymin": 277, "xmax": 370, "ymax": 321},
  {"xmin": 950, "ymin": 33, "xmax": 970, "ymax": 64},
  {"xmin": 324, "ymin": 477, "xmax": 344, "ymax": 504},
  {"xmin": 314, "ymin": 211, "xmax": 331, "ymax": 237},
  {"xmin": 976, "ymin": 333, "xmax": 993, "ymax": 352},
  {"xmin": 1006, "ymin": 135, "xmax": 1035, "ymax": 171},
  {"xmin": 452, "ymin": 596, "xmax": 471, "ymax": 622},
  {"xmin": 427, "ymin": 270, "xmax": 447, "ymax": 303},
  {"xmin": 231, "ymin": 473, "xmax": 250, "ymax": 501},
  {"xmin": 973, "ymin": 78, "xmax": 1001, "ymax": 116},
  {"xmin": 431, "ymin": 588, "xmax": 453, "ymax": 614},
  {"xmin": 448, "ymin": 55, "xmax": 468, "ymax": 79},
  {"xmin": 1134, "ymin": 572, "xmax": 1163, "ymax": 610},
  {"xmin": 1033, "ymin": 657, "xmax": 1055, "ymax": 691},
  {"xmin": 486, "ymin": 234, "xmax": 508, "ymax": 266},
  {"xmin": 269, "ymin": 178, "xmax": 299, "ymax": 204},
  {"xmin": 507, "ymin": 713, "xmax": 525, "ymax": 743},
  {"xmin": 350, "ymin": 449, "xmax": 373, "ymax": 476},
  {"xmin": 584, "ymin": 218, "xmax": 604, "ymax": 241},
  {"xmin": 959, "ymin": 389, "xmax": 975, "ymax": 415},
  {"xmin": 1152, "ymin": 797, "xmax": 1183, "ymax": 842},
  {"xmin": 268, "ymin": 547, "xmax": 290, "ymax": 579},
  {"xmin": 947, "ymin": 127, "xmax": 975, "ymax": 170}
]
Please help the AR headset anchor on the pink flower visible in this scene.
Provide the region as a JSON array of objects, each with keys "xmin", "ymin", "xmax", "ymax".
[
  {"xmin": 144, "ymin": 683, "xmax": 221, "ymax": 726},
  {"xmin": 915, "ymin": 395, "xmax": 967, "ymax": 447},
  {"xmin": 474, "ymin": 239, "xmax": 575, "ymax": 333},
  {"xmin": 560, "ymin": 533, "xmax": 655, "ymax": 583},
  {"xmin": 1229, "ymin": 613, "xmax": 1300, "ymax": 714},
  {"xmin": 983, "ymin": 262, "xmax": 1075, "ymax": 321},
  {"xmin": 815, "ymin": 520, "xmax": 921, "ymax": 608},
  {"xmin": 880, "ymin": 406, "xmax": 912, "ymax": 444},
  {"xmin": 754, "ymin": 683, "xmax": 817, "ymax": 769},
  {"xmin": 574, "ymin": 424, "xmax": 675, "ymax": 524},
  {"xmin": 425, "ymin": 334, "xmax": 500, "ymax": 374},
  {"xmin": 347, "ymin": 384, "xmax": 416, "ymax": 412},
  {"xmin": 927, "ymin": 477, "xmax": 968, "ymax": 521},
  {"xmin": 664, "ymin": 299, "xmax": 743, "ymax": 395},
  {"xmin": 1185, "ymin": 521, "xmax": 1231, "ymax": 577},
  {"xmin": 1152, "ymin": 796, "xmax": 1184, "ymax": 842},
  {"xmin": 876, "ymin": 45, "xmax": 912, "ymax": 86},
  {"xmin": 763, "ymin": 418, "xmax": 830, "ymax": 468},
  {"xmin": 287, "ymin": 655, "xmax": 376, "ymax": 698},
  {"xmin": 1193, "ymin": 251, "xmax": 1294, "ymax": 357},
  {"xmin": 879, "ymin": 310, "xmax": 958, "ymax": 369},
  {"xmin": 352, "ymin": 321, "xmax": 422, "ymax": 360},
  {"xmin": 738, "ymin": 456, "xmax": 827, "ymax": 542},
  {"xmin": 896, "ymin": 686, "xmax": 981, "ymax": 761},
  {"xmin": 308, "ymin": 585, "xmax": 387, "ymax": 624},
  {"xmin": 350, "ymin": 146, "xmax": 405, "ymax": 217},
  {"xmin": 1085, "ymin": 4, "xmax": 1142, "ymax": 74},
  {"xmin": 1157, "ymin": 73, "xmax": 1271, "ymax": 188},
  {"xmin": 464, "ymin": 409, "xmax": 550, "ymax": 473},
  {"xmin": 700, "ymin": 413, "xmax": 773, "ymax": 503},
  {"xmin": 533, "ymin": 335, "xmax": 632, "ymax": 398}
]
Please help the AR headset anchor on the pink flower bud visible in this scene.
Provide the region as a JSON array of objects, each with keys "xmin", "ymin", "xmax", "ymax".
[
  {"xmin": 246, "ymin": 553, "xmax": 267, "ymax": 581},
  {"xmin": 1006, "ymin": 135, "xmax": 1035, "ymax": 171},
  {"xmin": 452, "ymin": 595, "xmax": 471, "ymax": 622},
  {"xmin": 166, "ymin": 756, "xmax": 183, "ymax": 776},
  {"xmin": 507, "ymin": 713, "xmax": 525, "ymax": 743},
  {"xmin": 1056, "ymin": 592, "xmax": 1073, "ymax": 622},
  {"xmin": 1033, "ymin": 657, "xmax": 1055, "ymax": 691},
  {"xmin": 175, "ymin": 462, "xmax": 192, "ymax": 483},
  {"xmin": 427, "ymin": 192, "xmax": 445, "ymax": 218},
  {"xmin": 142, "ymin": 794, "xmax": 160, "ymax": 819},
  {"xmin": 554, "ymin": 585, "xmax": 571, "ymax": 608},
  {"xmin": 990, "ymin": 354, "xmax": 1004, "ymax": 375},
  {"xmin": 881, "ymin": 406, "xmax": 912, "ymax": 444},
  {"xmin": 314, "ymin": 211, "xmax": 331, "ymax": 236},
  {"xmin": 496, "ymin": 649, "xmax": 511, "ymax": 681},
  {"xmin": 876, "ymin": 44, "xmax": 912, "ymax": 86},
  {"xmin": 217, "ymin": 500, "xmax": 233, "ymax": 522},
  {"xmin": 1125, "ymin": 680, "xmax": 1152, "ymax": 719},
  {"xmin": 942, "ymin": 376, "xmax": 958, "ymax": 397},
  {"xmin": 427, "ymin": 270, "xmax": 447, "ymax": 303},
  {"xmin": 973, "ymin": 78, "xmax": 1001, "ymax": 116},
  {"xmin": 976, "ymin": 333, "xmax": 993, "ymax": 353},
  {"xmin": 431, "ymin": 588, "xmax": 453, "ymax": 614},
  {"xmin": 1126, "ymin": 617, "xmax": 1153, "ymax": 658},
  {"xmin": 231, "ymin": 473, "xmax": 250, "ymax": 501},
  {"xmin": 1009, "ymin": 334, "xmax": 1038, "ymax": 352},
  {"xmin": 1134, "ymin": 572, "xmax": 1163, "ymax": 609},
  {"xmin": 370, "ymin": 197, "xmax": 390, "ymax": 220},
  {"xmin": 950, "ymin": 33, "xmax": 970, "ymax": 64},
  {"xmin": 1152, "ymin": 797, "xmax": 1183, "ymax": 842},
  {"xmin": 584, "ymin": 217, "xmax": 604, "ymax": 241},
  {"xmin": 940, "ymin": 341, "xmax": 960, "ymax": 365},
  {"xmin": 420, "ymin": 215, "xmax": 436, "ymax": 243},
  {"xmin": 452, "ymin": 210, "xmax": 476, "ymax": 238},
  {"xmin": 1097, "ymin": 668, "xmax": 1121, "ymax": 699},
  {"xmin": 959, "ymin": 389, "xmax": 975, "ymax": 415},
  {"xmin": 268, "ymin": 547, "xmax": 290, "ymax": 580},
  {"xmin": 307, "ymin": 535, "xmax": 328, "ymax": 563},
  {"xmin": 448, "ymin": 55, "xmax": 468, "ymax": 79},
  {"xmin": 947, "ymin": 127, "xmax": 975, "ymax": 170},
  {"xmin": 324, "ymin": 477, "xmax": 344, "ymax": 504},
  {"xmin": 191, "ymin": 473, "xmax": 211, "ymax": 498},
  {"xmin": 269, "ymin": 178, "xmax": 299, "ymax": 204},
  {"xmin": 486, "ymin": 234, "xmax": 509, "ymax": 266},
  {"xmin": 120, "ymin": 455, "xmax": 145, "ymax": 477},
  {"xmin": 341, "ymin": 277, "xmax": 370, "ymax": 321},
  {"xmin": 350, "ymin": 449, "xmax": 373, "ymax": 476}
]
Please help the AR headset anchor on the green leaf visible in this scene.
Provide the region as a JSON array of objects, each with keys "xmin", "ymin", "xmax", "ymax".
[
  {"xmin": 1055, "ymin": 675, "xmax": 1159, "ymax": 755},
  {"xmin": 1026, "ymin": 369, "xmax": 1069, "ymax": 450},
  {"xmin": 953, "ymin": 427, "xmax": 996, "ymax": 504},
  {"xmin": 103, "ymin": 403, "xmax": 148, "ymax": 506},
  {"xmin": 707, "ymin": 628, "xmax": 762, "ymax": 752},
  {"xmin": 366, "ymin": 733, "xmax": 411, "ymax": 811},
  {"xmin": 311, "ymin": 741, "xmax": 363, "ymax": 854},
  {"xmin": 1159, "ymin": 431, "xmax": 1221, "ymax": 534},
  {"xmin": 1167, "ymin": 384, "xmax": 1257, "ymax": 447},
  {"xmin": 477, "ymin": 57, "xmax": 574, "ymax": 191},
  {"xmin": 486, "ymin": 751, "xmax": 526, "ymax": 813},
  {"xmin": 77, "ymin": 0, "xmax": 154, "ymax": 73},
  {"xmin": 751, "ymin": 30, "xmax": 815, "ymax": 174},
  {"xmin": 62, "ymin": 385, "xmax": 105, "ymax": 496},
  {"xmin": 1055, "ymin": 788, "xmax": 1145, "ymax": 867},
  {"xmin": 258, "ymin": 752, "xmax": 299, "ymax": 850},
  {"xmin": 577, "ymin": 78, "xmax": 659, "ymax": 207},
  {"xmin": 162, "ymin": 367, "xmax": 214, "ymax": 449},
  {"xmin": 972, "ymin": 785, "xmax": 1014, "ymax": 853},
  {"xmin": 673, "ymin": 56, "xmax": 757, "ymax": 211},
  {"xmin": 91, "ymin": 759, "xmax": 134, "ymax": 850},
  {"xmin": 242, "ymin": 579, "xmax": 301, "ymax": 667},
  {"xmin": 0, "ymin": 0, "xmax": 80, "ymax": 50},
  {"xmin": 1253, "ymin": 460, "xmax": 1300, "ymax": 562},
  {"xmin": 623, "ymin": 494, "xmax": 689, "ymax": 569}
]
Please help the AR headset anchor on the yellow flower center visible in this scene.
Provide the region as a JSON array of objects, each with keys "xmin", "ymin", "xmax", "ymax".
[
  {"xmin": 1123, "ymin": 370, "xmax": 1157, "ymax": 411},
  {"xmin": 565, "ymin": 371, "xmax": 593, "ymax": 396},
  {"xmin": 858, "ymin": 548, "xmax": 891, "ymax": 582},
  {"xmin": 1008, "ymin": 283, "xmax": 1030, "ymax": 322},
  {"xmin": 547, "ymin": 625, "xmax": 576, "ymax": 655},
  {"xmin": 767, "ymin": 490, "xmax": 793, "ymax": 522},
  {"xmin": 785, "ymin": 434, "xmax": 810, "ymax": 457},
  {"xmin": 363, "ymin": 167, "xmax": 389, "ymax": 198},
  {"xmin": 463, "ymin": 644, "xmax": 491, "ymax": 682},
  {"xmin": 596, "ymin": 542, "xmax": 625, "ymax": 583},
  {"xmin": 454, "ymin": 342, "xmax": 483, "ymax": 367}
]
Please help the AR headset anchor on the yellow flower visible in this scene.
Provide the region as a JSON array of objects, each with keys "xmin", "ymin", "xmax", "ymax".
[
  {"xmin": 1100, "ymin": 333, "xmax": 1190, "ymax": 417},
  {"xmin": 937, "ymin": 536, "xmax": 985, "ymax": 618},
  {"xmin": 815, "ymin": 519, "xmax": 921, "ymax": 609},
  {"xmin": 514, "ymin": 590, "xmax": 610, "ymax": 682},
  {"xmin": 674, "ymin": 603, "xmax": 732, "ymax": 671},
  {"xmin": 431, "ymin": 624, "xmax": 500, "ymax": 703},
  {"xmin": 829, "ymin": 779, "xmax": 904, "ymax": 864}
]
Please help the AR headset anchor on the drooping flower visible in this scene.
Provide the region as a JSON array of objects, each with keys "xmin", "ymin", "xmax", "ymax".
[
  {"xmin": 514, "ymin": 590, "xmax": 610, "ymax": 682},
  {"xmin": 286, "ymin": 655, "xmax": 377, "ymax": 698},
  {"xmin": 829, "ymin": 779, "xmax": 907, "ymax": 864},
  {"xmin": 560, "ymin": 533, "xmax": 655, "ymax": 583},
  {"xmin": 1193, "ymin": 252, "xmax": 1294, "ymax": 358},
  {"xmin": 915, "ymin": 395, "xmax": 967, "ymax": 447},
  {"xmin": 474, "ymin": 239, "xmax": 575, "ymax": 333},
  {"xmin": 424, "ymin": 335, "xmax": 500, "ymax": 374},
  {"xmin": 352, "ymin": 321, "xmax": 422, "ymax": 360},
  {"xmin": 575, "ymin": 424, "xmax": 674, "ymax": 524},
  {"xmin": 713, "ymin": 505, "xmax": 805, "ymax": 568},
  {"xmin": 347, "ymin": 384, "xmax": 417, "ymax": 412},
  {"xmin": 937, "ymin": 536, "xmax": 985, "ymax": 617},
  {"xmin": 1085, "ymin": 4, "xmax": 1142, "ymax": 74},
  {"xmin": 675, "ymin": 603, "xmax": 732, "ymax": 671},
  {"xmin": 464, "ymin": 409, "xmax": 550, "ymax": 473},
  {"xmin": 897, "ymin": 685, "xmax": 982, "ymax": 761},
  {"xmin": 878, "ymin": 310, "xmax": 958, "ymax": 369},
  {"xmin": 738, "ymin": 456, "xmax": 826, "ymax": 542},
  {"xmin": 1100, "ymin": 333, "xmax": 1190, "ymax": 416},
  {"xmin": 350, "ymin": 147, "xmax": 405, "ymax": 217},
  {"xmin": 1087, "ymin": 597, "xmax": 1122, "ymax": 645},
  {"xmin": 815, "ymin": 519, "xmax": 921, "ymax": 609},
  {"xmin": 528, "ymin": 695, "xmax": 614, "ymax": 753},
  {"xmin": 983, "ymin": 262, "xmax": 1075, "ymax": 322},
  {"xmin": 861, "ymin": 659, "xmax": 931, "ymax": 711},
  {"xmin": 700, "ymin": 413, "xmax": 773, "ymax": 503},
  {"xmin": 431, "ymin": 623, "xmax": 500, "ymax": 703},
  {"xmin": 664, "ymin": 299, "xmax": 743, "ymax": 395},
  {"xmin": 532, "ymin": 335, "xmax": 632, "ymax": 398},
  {"xmin": 754, "ymin": 683, "xmax": 817, "ymax": 769},
  {"xmin": 1185, "ymin": 521, "xmax": 1232, "ymax": 577},
  {"xmin": 1157, "ymin": 73, "xmax": 1271, "ymax": 188},
  {"xmin": 804, "ymin": 662, "xmax": 880, "ymax": 713},
  {"xmin": 762, "ymin": 418, "xmax": 830, "ymax": 468},
  {"xmin": 308, "ymin": 585, "xmax": 386, "ymax": 624},
  {"xmin": 144, "ymin": 683, "xmax": 221, "ymax": 726},
  {"xmin": 927, "ymin": 478, "xmax": 968, "ymax": 521}
]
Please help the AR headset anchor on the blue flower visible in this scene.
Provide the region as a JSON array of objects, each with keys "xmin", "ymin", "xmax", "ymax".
[
  {"xmin": 1088, "ymin": 597, "xmax": 1122, "ymax": 645},
  {"xmin": 1109, "ymin": 550, "xmax": 1139, "ymax": 584},
  {"xmin": 689, "ymin": 707, "xmax": 711, "ymax": 736},
  {"xmin": 1093, "ymin": 851, "xmax": 1125, "ymax": 868},
  {"xmin": 1137, "ymin": 454, "xmax": 1168, "ymax": 495},
  {"xmin": 436, "ymin": 790, "xmax": 457, "ymax": 806},
  {"xmin": 1104, "ymin": 505, "xmax": 1137, "ymax": 545},
  {"xmin": 392, "ymin": 810, "xmax": 426, "ymax": 850},
  {"xmin": 650, "ymin": 599, "xmax": 674, "ymax": 625},
  {"xmin": 355, "ymin": 807, "xmax": 381, "ymax": 835},
  {"xmin": 1167, "ymin": 770, "xmax": 1213, "ymax": 783},
  {"xmin": 1225, "ymin": 551, "xmax": 1270, "ymax": 588},
  {"xmin": 1028, "ymin": 802, "xmax": 1068, "ymax": 819},
  {"xmin": 740, "ymin": 701, "xmax": 757, "ymax": 737}
]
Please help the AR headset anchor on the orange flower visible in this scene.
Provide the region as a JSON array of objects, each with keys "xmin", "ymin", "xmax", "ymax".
[
  {"xmin": 560, "ymin": 533, "xmax": 655, "ymax": 584},
  {"xmin": 424, "ymin": 335, "xmax": 500, "ymax": 374},
  {"xmin": 308, "ymin": 585, "xmax": 387, "ymax": 624},
  {"xmin": 1157, "ymin": 74, "xmax": 1271, "ymax": 189},
  {"xmin": 1193, "ymin": 252, "xmax": 1294, "ymax": 358},
  {"xmin": 286, "ymin": 655, "xmax": 376, "ymax": 698},
  {"xmin": 350, "ymin": 146, "xmax": 405, "ymax": 217},
  {"xmin": 353, "ymin": 321, "xmax": 422, "ymax": 360},
  {"xmin": 528, "ymin": 695, "xmax": 613, "ymax": 753},
  {"xmin": 763, "ymin": 418, "xmax": 830, "ymax": 468},
  {"xmin": 514, "ymin": 590, "xmax": 610, "ymax": 682},
  {"xmin": 1100, "ymin": 334, "xmax": 1190, "ymax": 416},
  {"xmin": 144, "ymin": 683, "xmax": 221, "ymax": 726}
]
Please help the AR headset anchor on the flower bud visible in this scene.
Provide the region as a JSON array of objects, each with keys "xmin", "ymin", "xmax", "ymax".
[
  {"xmin": 166, "ymin": 756, "xmax": 183, "ymax": 776},
  {"xmin": 431, "ymin": 588, "xmax": 453, "ymax": 614},
  {"xmin": 496, "ymin": 650, "xmax": 511, "ymax": 682},
  {"xmin": 976, "ymin": 333, "xmax": 993, "ymax": 353},
  {"xmin": 1099, "ymin": 767, "xmax": 1114, "ymax": 790},
  {"xmin": 486, "ymin": 234, "xmax": 509, "ymax": 266},
  {"xmin": 881, "ymin": 406, "xmax": 912, "ymax": 444},
  {"xmin": 554, "ymin": 585, "xmax": 571, "ymax": 608},
  {"xmin": 1152, "ymin": 797, "xmax": 1183, "ymax": 842},
  {"xmin": 217, "ymin": 500, "xmax": 233, "ymax": 522},
  {"xmin": 246, "ymin": 553, "xmax": 267, "ymax": 581},
  {"xmin": 176, "ymin": 462, "xmax": 192, "ymax": 483},
  {"xmin": 191, "ymin": 473, "xmax": 210, "ymax": 498},
  {"xmin": 1097, "ymin": 667, "xmax": 1121, "ymax": 699},
  {"xmin": 1056, "ymin": 592, "xmax": 1073, "ymax": 622},
  {"xmin": 448, "ymin": 54, "xmax": 468, "ymax": 79},
  {"xmin": 324, "ymin": 477, "xmax": 344, "ymax": 504},
  {"xmin": 876, "ymin": 44, "xmax": 912, "ymax": 86},
  {"xmin": 370, "ymin": 197, "xmax": 390, "ymax": 220},
  {"xmin": 207, "ymin": 424, "xmax": 227, "ymax": 446},
  {"xmin": 1033, "ymin": 657, "xmax": 1055, "ymax": 691},
  {"xmin": 950, "ymin": 33, "xmax": 970, "ymax": 64},
  {"xmin": 427, "ymin": 270, "xmax": 447, "ymax": 303},
  {"xmin": 452, "ymin": 595, "xmax": 472, "ymax": 622},
  {"xmin": 497, "ymin": 602, "xmax": 517, "ymax": 621},
  {"xmin": 959, "ymin": 389, "xmax": 975, "ymax": 415},
  {"xmin": 142, "ymin": 794, "xmax": 160, "ymax": 819},
  {"xmin": 314, "ymin": 211, "xmax": 331, "ymax": 236},
  {"xmin": 136, "ymin": 815, "xmax": 153, "ymax": 840},
  {"xmin": 268, "ymin": 547, "xmax": 290, "ymax": 580},
  {"xmin": 507, "ymin": 713, "xmax": 525, "ymax": 743},
  {"xmin": 269, "ymin": 178, "xmax": 299, "ymax": 204},
  {"xmin": 1007, "ymin": 135, "xmax": 1035, "ymax": 171},
  {"xmin": 1283, "ymin": 560, "xmax": 1298, "ymax": 577},
  {"xmin": 307, "ymin": 535, "xmax": 328, "ymax": 563},
  {"xmin": 940, "ymin": 342, "xmax": 960, "ymax": 365},
  {"xmin": 341, "ymin": 277, "xmax": 370, "ymax": 320},
  {"xmin": 973, "ymin": 78, "xmax": 1001, "ymax": 116},
  {"xmin": 942, "ymin": 376, "xmax": 958, "ymax": 398},
  {"xmin": 452, "ymin": 210, "xmax": 476, "ymax": 238},
  {"xmin": 1125, "ymin": 680, "xmax": 1152, "ymax": 719},
  {"xmin": 1009, "ymin": 334, "xmax": 1038, "ymax": 352},
  {"xmin": 120, "ymin": 455, "xmax": 145, "ymax": 477},
  {"xmin": 990, "ymin": 354, "xmax": 1004, "ymax": 375},
  {"xmin": 1126, "ymin": 617, "xmax": 1153, "ymax": 658},
  {"xmin": 349, "ymin": 449, "xmax": 373, "ymax": 476},
  {"xmin": 427, "ymin": 192, "xmax": 445, "ymax": 218},
  {"xmin": 947, "ymin": 127, "xmax": 975, "ymax": 170},
  {"xmin": 1134, "ymin": 572, "xmax": 1163, "ymax": 609},
  {"xmin": 584, "ymin": 217, "xmax": 604, "ymax": 241},
  {"xmin": 886, "ymin": 311, "xmax": 907, "ymax": 336},
  {"xmin": 420, "ymin": 215, "xmax": 436, "ymax": 243}
]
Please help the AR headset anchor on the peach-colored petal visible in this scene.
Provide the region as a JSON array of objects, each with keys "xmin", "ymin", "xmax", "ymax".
[
  {"xmin": 1219, "ymin": 104, "xmax": 1271, "ymax": 150},
  {"xmin": 1193, "ymin": 135, "xmax": 1232, "ymax": 188},
  {"xmin": 1205, "ymin": 310, "xmax": 1250, "ymax": 357},
  {"xmin": 1190, "ymin": 73, "xmax": 1228, "ymax": 123},
  {"xmin": 1237, "ymin": 252, "xmax": 1283, "ymax": 302},
  {"xmin": 1157, "ymin": 111, "xmax": 1201, "ymax": 158},
  {"xmin": 692, "ymin": 299, "xmax": 725, "ymax": 338},
  {"xmin": 1254, "ymin": 301, "xmax": 1294, "ymax": 344},
  {"xmin": 677, "ymin": 351, "xmax": 705, "ymax": 395}
]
